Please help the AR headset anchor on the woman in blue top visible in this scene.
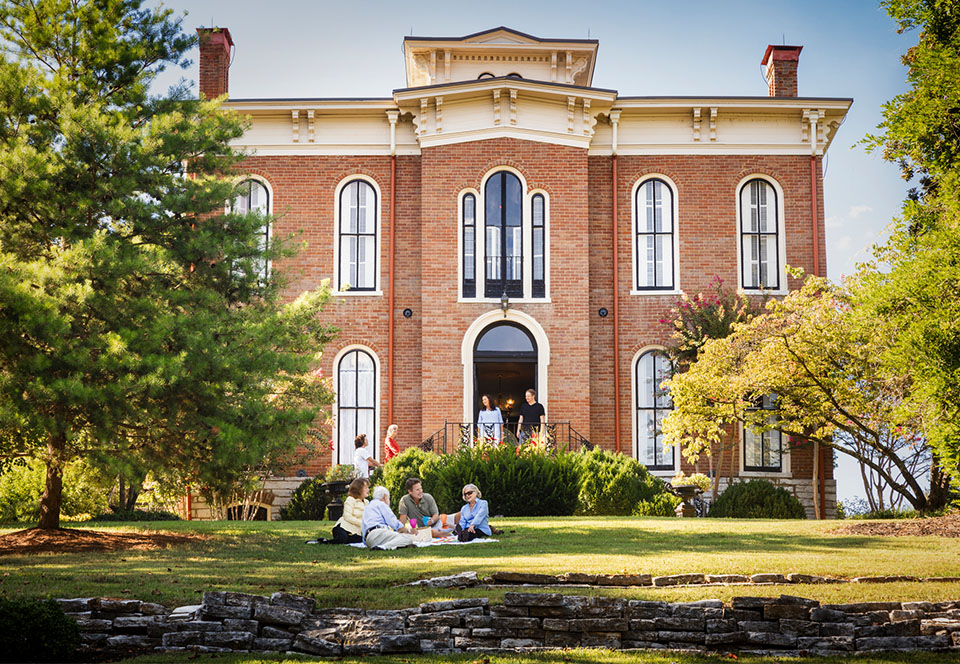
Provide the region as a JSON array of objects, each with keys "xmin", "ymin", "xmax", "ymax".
[
  {"xmin": 476, "ymin": 394, "xmax": 503, "ymax": 443},
  {"xmin": 455, "ymin": 483, "xmax": 491, "ymax": 542}
]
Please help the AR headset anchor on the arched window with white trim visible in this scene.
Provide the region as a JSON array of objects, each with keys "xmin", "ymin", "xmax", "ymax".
[
  {"xmin": 739, "ymin": 178, "xmax": 780, "ymax": 290},
  {"xmin": 336, "ymin": 348, "xmax": 377, "ymax": 466},
  {"xmin": 462, "ymin": 193, "xmax": 476, "ymax": 298},
  {"xmin": 532, "ymin": 193, "xmax": 546, "ymax": 298},
  {"xmin": 634, "ymin": 178, "xmax": 675, "ymax": 290},
  {"xmin": 635, "ymin": 349, "xmax": 674, "ymax": 471},
  {"xmin": 338, "ymin": 179, "xmax": 378, "ymax": 292},
  {"xmin": 484, "ymin": 170, "xmax": 523, "ymax": 298},
  {"xmin": 229, "ymin": 178, "xmax": 270, "ymax": 281}
]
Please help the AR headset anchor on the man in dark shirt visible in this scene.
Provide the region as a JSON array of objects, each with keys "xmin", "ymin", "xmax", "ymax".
[{"xmin": 517, "ymin": 388, "xmax": 545, "ymax": 444}]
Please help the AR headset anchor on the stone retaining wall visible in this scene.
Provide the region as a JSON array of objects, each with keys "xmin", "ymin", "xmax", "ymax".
[{"xmin": 59, "ymin": 591, "xmax": 960, "ymax": 658}]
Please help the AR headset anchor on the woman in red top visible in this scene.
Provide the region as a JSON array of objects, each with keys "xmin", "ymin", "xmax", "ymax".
[{"xmin": 383, "ymin": 424, "xmax": 400, "ymax": 461}]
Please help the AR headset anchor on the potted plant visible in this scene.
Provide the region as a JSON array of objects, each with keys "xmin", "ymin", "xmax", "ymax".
[
  {"xmin": 321, "ymin": 465, "xmax": 356, "ymax": 521},
  {"xmin": 669, "ymin": 472, "xmax": 711, "ymax": 518}
]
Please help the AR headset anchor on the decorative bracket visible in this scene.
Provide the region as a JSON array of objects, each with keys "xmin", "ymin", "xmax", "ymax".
[
  {"xmin": 709, "ymin": 107, "xmax": 718, "ymax": 141},
  {"xmin": 493, "ymin": 90, "xmax": 502, "ymax": 126},
  {"xmin": 444, "ymin": 49, "xmax": 451, "ymax": 81},
  {"xmin": 565, "ymin": 50, "xmax": 573, "ymax": 83},
  {"xmin": 307, "ymin": 110, "xmax": 315, "ymax": 143},
  {"xmin": 567, "ymin": 96, "xmax": 576, "ymax": 133},
  {"xmin": 551, "ymin": 51, "xmax": 558, "ymax": 82},
  {"xmin": 435, "ymin": 96, "xmax": 443, "ymax": 134},
  {"xmin": 509, "ymin": 89, "xmax": 518, "ymax": 126},
  {"xmin": 571, "ymin": 56, "xmax": 589, "ymax": 83},
  {"xmin": 419, "ymin": 98, "xmax": 428, "ymax": 136},
  {"xmin": 582, "ymin": 98, "xmax": 593, "ymax": 136},
  {"xmin": 291, "ymin": 110, "xmax": 300, "ymax": 142},
  {"xmin": 692, "ymin": 107, "xmax": 701, "ymax": 141},
  {"xmin": 429, "ymin": 49, "xmax": 437, "ymax": 83}
]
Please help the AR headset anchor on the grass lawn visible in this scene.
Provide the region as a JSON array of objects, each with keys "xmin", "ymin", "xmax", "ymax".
[
  {"xmin": 3, "ymin": 517, "xmax": 960, "ymax": 610},
  {"xmin": 124, "ymin": 649, "xmax": 960, "ymax": 664}
]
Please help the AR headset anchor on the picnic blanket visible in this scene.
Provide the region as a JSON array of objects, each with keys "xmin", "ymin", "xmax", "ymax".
[{"xmin": 347, "ymin": 535, "xmax": 498, "ymax": 548}]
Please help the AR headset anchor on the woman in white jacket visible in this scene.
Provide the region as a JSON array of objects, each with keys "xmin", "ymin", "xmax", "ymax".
[{"xmin": 332, "ymin": 478, "xmax": 369, "ymax": 543}]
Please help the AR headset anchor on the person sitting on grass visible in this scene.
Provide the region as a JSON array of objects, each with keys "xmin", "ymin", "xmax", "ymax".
[
  {"xmin": 454, "ymin": 483, "xmax": 491, "ymax": 542},
  {"xmin": 398, "ymin": 477, "xmax": 452, "ymax": 538},
  {"xmin": 331, "ymin": 478, "xmax": 369, "ymax": 544},
  {"xmin": 361, "ymin": 486, "xmax": 415, "ymax": 550}
]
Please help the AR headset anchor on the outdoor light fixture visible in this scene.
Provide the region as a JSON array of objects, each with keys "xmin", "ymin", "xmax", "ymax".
[
  {"xmin": 500, "ymin": 291, "xmax": 509, "ymax": 317},
  {"xmin": 598, "ymin": 308, "xmax": 608, "ymax": 318},
  {"xmin": 402, "ymin": 308, "xmax": 413, "ymax": 318}
]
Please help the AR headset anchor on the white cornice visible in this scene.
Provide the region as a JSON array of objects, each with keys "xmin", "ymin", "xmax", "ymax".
[{"xmin": 393, "ymin": 78, "xmax": 616, "ymax": 104}]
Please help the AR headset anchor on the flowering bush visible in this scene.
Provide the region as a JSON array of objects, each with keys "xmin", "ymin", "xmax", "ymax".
[{"xmin": 670, "ymin": 472, "xmax": 712, "ymax": 492}]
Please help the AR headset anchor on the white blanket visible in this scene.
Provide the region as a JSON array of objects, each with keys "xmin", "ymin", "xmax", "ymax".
[{"xmin": 348, "ymin": 535, "xmax": 499, "ymax": 549}]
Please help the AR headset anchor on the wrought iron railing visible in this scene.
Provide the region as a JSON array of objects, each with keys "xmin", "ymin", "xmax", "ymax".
[{"xmin": 420, "ymin": 421, "xmax": 593, "ymax": 455}]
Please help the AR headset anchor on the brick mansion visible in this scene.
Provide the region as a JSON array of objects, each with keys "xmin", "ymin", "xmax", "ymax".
[{"xmin": 193, "ymin": 26, "xmax": 851, "ymax": 519}]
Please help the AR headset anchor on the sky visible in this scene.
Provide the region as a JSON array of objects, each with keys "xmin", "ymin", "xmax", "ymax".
[{"xmin": 149, "ymin": 0, "xmax": 917, "ymax": 505}]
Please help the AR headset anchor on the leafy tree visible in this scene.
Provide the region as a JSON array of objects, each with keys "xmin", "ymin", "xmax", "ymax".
[
  {"xmin": 0, "ymin": 0, "xmax": 336, "ymax": 529},
  {"xmin": 662, "ymin": 276, "xmax": 936, "ymax": 512},
  {"xmin": 859, "ymin": 0, "xmax": 960, "ymax": 475}
]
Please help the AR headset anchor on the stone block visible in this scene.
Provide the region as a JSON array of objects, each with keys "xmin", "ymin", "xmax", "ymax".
[
  {"xmin": 545, "ymin": 631, "xmax": 580, "ymax": 647},
  {"xmin": 581, "ymin": 632, "xmax": 620, "ymax": 648},
  {"xmin": 105, "ymin": 634, "xmax": 157, "ymax": 649},
  {"xmin": 778, "ymin": 595, "xmax": 819, "ymax": 607},
  {"xmin": 56, "ymin": 598, "xmax": 93, "ymax": 613},
  {"xmin": 622, "ymin": 640, "xmax": 667, "ymax": 649},
  {"xmin": 260, "ymin": 625, "xmax": 292, "ymax": 639},
  {"xmin": 112, "ymin": 616, "xmax": 160, "ymax": 634},
  {"xmin": 822, "ymin": 601, "xmax": 901, "ymax": 613},
  {"xmin": 221, "ymin": 592, "xmax": 269, "ymax": 607},
  {"xmin": 628, "ymin": 600, "xmax": 669, "ymax": 610},
  {"xmin": 503, "ymin": 592, "xmax": 563, "ymax": 607},
  {"xmin": 408, "ymin": 612, "xmax": 463, "ymax": 629},
  {"xmin": 491, "ymin": 616, "xmax": 540, "ymax": 630},
  {"xmin": 407, "ymin": 625, "xmax": 451, "ymax": 638},
  {"xmin": 704, "ymin": 632, "xmax": 743, "ymax": 645},
  {"xmin": 921, "ymin": 618, "xmax": 960, "ymax": 634},
  {"xmin": 706, "ymin": 574, "xmax": 749, "ymax": 583},
  {"xmin": 489, "ymin": 605, "xmax": 529, "ymax": 617},
  {"xmin": 222, "ymin": 618, "xmax": 259, "ymax": 633},
  {"xmin": 820, "ymin": 622, "xmax": 855, "ymax": 637},
  {"xmin": 671, "ymin": 606, "xmax": 705, "ymax": 618},
  {"xmin": 464, "ymin": 615, "xmax": 493, "ymax": 628},
  {"xmin": 491, "ymin": 572, "xmax": 557, "ymax": 584},
  {"xmin": 455, "ymin": 636, "xmax": 500, "ymax": 649},
  {"xmin": 270, "ymin": 592, "xmax": 315, "ymax": 614},
  {"xmin": 810, "ymin": 607, "xmax": 848, "ymax": 622},
  {"xmin": 80, "ymin": 633, "xmax": 109, "ymax": 646},
  {"xmin": 852, "ymin": 575, "xmax": 917, "ymax": 583},
  {"xmin": 253, "ymin": 603, "xmax": 306, "ymax": 626},
  {"xmin": 560, "ymin": 572, "xmax": 598, "ymax": 584},
  {"xmin": 314, "ymin": 607, "xmax": 364, "ymax": 617},
  {"xmin": 902, "ymin": 601, "xmax": 936, "ymax": 612},
  {"xmin": 379, "ymin": 633, "xmax": 420, "ymax": 653},
  {"xmin": 654, "ymin": 616, "xmax": 704, "ymax": 631},
  {"xmin": 420, "ymin": 598, "xmax": 487, "ymax": 613},
  {"xmin": 751, "ymin": 573, "xmax": 787, "ymax": 584},
  {"xmin": 528, "ymin": 606, "xmax": 572, "ymax": 618},
  {"xmin": 253, "ymin": 637, "xmax": 293, "ymax": 651},
  {"xmin": 731, "ymin": 597, "xmax": 776, "ymax": 610},
  {"xmin": 451, "ymin": 627, "xmax": 470, "ymax": 637},
  {"xmin": 162, "ymin": 631, "xmax": 202, "ymax": 647},
  {"xmin": 573, "ymin": 618, "xmax": 627, "ymax": 632},
  {"xmin": 75, "ymin": 618, "xmax": 113, "ymax": 632},
  {"xmin": 738, "ymin": 620, "xmax": 779, "ymax": 633},
  {"xmin": 628, "ymin": 619, "xmax": 656, "ymax": 632},
  {"xmin": 723, "ymin": 608, "xmax": 762, "ymax": 621},
  {"xmin": 797, "ymin": 636, "xmax": 854, "ymax": 650},
  {"xmin": 470, "ymin": 628, "xmax": 504, "ymax": 638},
  {"xmin": 98, "ymin": 599, "xmax": 142, "ymax": 613},
  {"xmin": 779, "ymin": 619, "xmax": 819, "ymax": 636},
  {"xmin": 418, "ymin": 637, "xmax": 456, "ymax": 652},
  {"xmin": 406, "ymin": 571, "xmax": 480, "ymax": 588},
  {"xmin": 706, "ymin": 618, "xmax": 737, "ymax": 633},
  {"xmin": 857, "ymin": 620, "xmax": 920, "ymax": 637},
  {"xmin": 890, "ymin": 609, "xmax": 924, "ymax": 621},
  {"xmin": 855, "ymin": 635, "xmax": 918, "ymax": 650},
  {"xmin": 745, "ymin": 631, "xmax": 798, "ymax": 647},
  {"xmin": 178, "ymin": 620, "xmax": 223, "ymax": 633},
  {"xmin": 685, "ymin": 599, "xmax": 724, "ymax": 609},
  {"xmin": 652, "ymin": 573, "xmax": 705, "ymax": 587},
  {"xmin": 597, "ymin": 574, "xmax": 651, "ymax": 586},
  {"xmin": 656, "ymin": 631, "xmax": 705, "ymax": 644},
  {"xmin": 763, "ymin": 604, "xmax": 810, "ymax": 620},
  {"xmin": 541, "ymin": 618, "xmax": 571, "ymax": 631},
  {"xmin": 294, "ymin": 632, "xmax": 341, "ymax": 656},
  {"xmin": 786, "ymin": 574, "xmax": 827, "ymax": 584},
  {"xmin": 500, "ymin": 638, "xmax": 542, "ymax": 648},
  {"xmin": 139, "ymin": 602, "xmax": 167, "ymax": 616},
  {"xmin": 203, "ymin": 630, "xmax": 254, "ymax": 649},
  {"xmin": 201, "ymin": 603, "xmax": 252, "ymax": 620}
]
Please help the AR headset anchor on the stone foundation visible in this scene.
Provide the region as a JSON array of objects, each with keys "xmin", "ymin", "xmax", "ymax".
[
  {"xmin": 183, "ymin": 477, "xmax": 308, "ymax": 521},
  {"xmin": 60, "ymin": 591, "xmax": 960, "ymax": 658},
  {"xmin": 712, "ymin": 477, "xmax": 837, "ymax": 519}
]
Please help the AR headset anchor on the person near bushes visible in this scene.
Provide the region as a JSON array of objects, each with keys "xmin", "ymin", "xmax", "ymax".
[
  {"xmin": 361, "ymin": 486, "xmax": 416, "ymax": 550},
  {"xmin": 454, "ymin": 483, "xmax": 491, "ymax": 542},
  {"xmin": 476, "ymin": 394, "xmax": 504, "ymax": 442},
  {"xmin": 398, "ymin": 477, "xmax": 450, "ymax": 537},
  {"xmin": 383, "ymin": 424, "xmax": 400, "ymax": 462},
  {"xmin": 517, "ymin": 388, "xmax": 545, "ymax": 445},
  {"xmin": 331, "ymin": 478, "xmax": 369, "ymax": 544},
  {"xmin": 353, "ymin": 433, "xmax": 381, "ymax": 479}
]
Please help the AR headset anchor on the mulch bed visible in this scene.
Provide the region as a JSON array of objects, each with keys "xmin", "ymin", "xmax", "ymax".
[
  {"xmin": 835, "ymin": 513, "xmax": 960, "ymax": 538},
  {"xmin": 0, "ymin": 527, "xmax": 207, "ymax": 556}
]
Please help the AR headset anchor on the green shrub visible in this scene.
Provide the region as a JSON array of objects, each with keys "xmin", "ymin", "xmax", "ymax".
[
  {"xmin": 707, "ymin": 479, "xmax": 806, "ymax": 519},
  {"xmin": 633, "ymin": 493, "xmax": 681, "ymax": 517},
  {"xmin": 431, "ymin": 444, "xmax": 581, "ymax": 516},
  {"xmin": 279, "ymin": 478, "xmax": 330, "ymax": 521},
  {"xmin": 0, "ymin": 459, "xmax": 110, "ymax": 523},
  {"xmin": 371, "ymin": 448, "xmax": 445, "ymax": 512},
  {"xmin": 574, "ymin": 448, "xmax": 672, "ymax": 515},
  {"xmin": 0, "ymin": 598, "xmax": 80, "ymax": 662},
  {"xmin": 86, "ymin": 509, "xmax": 181, "ymax": 522}
]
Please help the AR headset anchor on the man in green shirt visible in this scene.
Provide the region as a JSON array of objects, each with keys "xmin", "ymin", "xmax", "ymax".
[{"xmin": 398, "ymin": 477, "xmax": 440, "ymax": 527}]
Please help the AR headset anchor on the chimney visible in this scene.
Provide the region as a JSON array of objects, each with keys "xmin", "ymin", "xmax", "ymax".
[
  {"xmin": 761, "ymin": 44, "xmax": 802, "ymax": 97},
  {"xmin": 197, "ymin": 27, "xmax": 233, "ymax": 99}
]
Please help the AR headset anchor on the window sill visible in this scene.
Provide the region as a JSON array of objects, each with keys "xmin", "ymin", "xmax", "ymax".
[
  {"xmin": 630, "ymin": 290, "xmax": 682, "ymax": 297},
  {"xmin": 739, "ymin": 469, "xmax": 790, "ymax": 478},
  {"xmin": 739, "ymin": 287, "xmax": 787, "ymax": 297},
  {"xmin": 334, "ymin": 290, "xmax": 384, "ymax": 297},
  {"xmin": 458, "ymin": 297, "xmax": 552, "ymax": 304}
]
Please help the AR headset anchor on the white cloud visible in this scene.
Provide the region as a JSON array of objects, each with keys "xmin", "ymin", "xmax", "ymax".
[{"xmin": 848, "ymin": 205, "xmax": 873, "ymax": 219}]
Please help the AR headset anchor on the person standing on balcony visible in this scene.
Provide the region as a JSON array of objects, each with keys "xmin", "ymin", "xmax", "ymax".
[
  {"xmin": 383, "ymin": 424, "xmax": 400, "ymax": 462},
  {"xmin": 476, "ymin": 394, "xmax": 503, "ymax": 443},
  {"xmin": 517, "ymin": 388, "xmax": 545, "ymax": 445},
  {"xmin": 353, "ymin": 434, "xmax": 381, "ymax": 479}
]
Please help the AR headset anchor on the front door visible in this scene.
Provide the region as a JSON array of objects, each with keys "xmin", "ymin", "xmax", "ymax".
[{"xmin": 472, "ymin": 322, "xmax": 538, "ymax": 426}]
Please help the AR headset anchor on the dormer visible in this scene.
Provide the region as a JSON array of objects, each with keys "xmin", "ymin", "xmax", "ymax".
[{"xmin": 402, "ymin": 26, "xmax": 598, "ymax": 89}]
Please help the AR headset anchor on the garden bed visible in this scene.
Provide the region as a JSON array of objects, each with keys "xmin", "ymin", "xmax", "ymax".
[
  {"xmin": 0, "ymin": 527, "xmax": 205, "ymax": 556},
  {"xmin": 836, "ymin": 515, "xmax": 960, "ymax": 538}
]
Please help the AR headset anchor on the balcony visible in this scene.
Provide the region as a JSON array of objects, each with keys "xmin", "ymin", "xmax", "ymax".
[{"xmin": 420, "ymin": 421, "xmax": 592, "ymax": 455}]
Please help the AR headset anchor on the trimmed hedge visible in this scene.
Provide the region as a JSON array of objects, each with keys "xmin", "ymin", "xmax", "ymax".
[
  {"xmin": 279, "ymin": 478, "xmax": 330, "ymax": 521},
  {"xmin": 574, "ymin": 448, "xmax": 672, "ymax": 516},
  {"xmin": 708, "ymin": 479, "xmax": 807, "ymax": 519},
  {"xmin": 0, "ymin": 598, "xmax": 80, "ymax": 662}
]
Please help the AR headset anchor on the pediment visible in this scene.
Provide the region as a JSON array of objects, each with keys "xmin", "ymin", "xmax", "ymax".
[{"xmin": 462, "ymin": 27, "xmax": 542, "ymax": 44}]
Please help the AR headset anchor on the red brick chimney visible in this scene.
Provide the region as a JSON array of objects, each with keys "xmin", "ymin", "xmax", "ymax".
[
  {"xmin": 761, "ymin": 44, "xmax": 802, "ymax": 97},
  {"xmin": 197, "ymin": 27, "xmax": 233, "ymax": 99}
]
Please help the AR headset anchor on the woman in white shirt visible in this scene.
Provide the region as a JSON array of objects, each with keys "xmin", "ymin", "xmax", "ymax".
[
  {"xmin": 332, "ymin": 478, "xmax": 369, "ymax": 544},
  {"xmin": 353, "ymin": 434, "xmax": 381, "ymax": 478},
  {"xmin": 476, "ymin": 394, "xmax": 503, "ymax": 443}
]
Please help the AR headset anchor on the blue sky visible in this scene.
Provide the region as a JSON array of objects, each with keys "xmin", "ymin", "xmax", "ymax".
[{"xmin": 151, "ymin": 1, "xmax": 916, "ymax": 503}]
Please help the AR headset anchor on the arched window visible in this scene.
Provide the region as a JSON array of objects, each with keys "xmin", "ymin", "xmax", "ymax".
[
  {"xmin": 336, "ymin": 348, "xmax": 377, "ymax": 465},
  {"xmin": 230, "ymin": 179, "xmax": 270, "ymax": 281},
  {"xmin": 338, "ymin": 179, "xmax": 378, "ymax": 291},
  {"xmin": 484, "ymin": 171, "xmax": 523, "ymax": 298},
  {"xmin": 743, "ymin": 394, "xmax": 782, "ymax": 472},
  {"xmin": 532, "ymin": 194, "xmax": 546, "ymax": 298},
  {"xmin": 462, "ymin": 193, "xmax": 476, "ymax": 298},
  {"xmin": 478, "ymin": 72, "xmax": 495, "ymax": 79},
  {"xmin": 635, "ymin": 178, "xmax": 674, "ymax": 290},
  {"xmin": 635, "ymin": 350, "xmax": 673, "ymax": 471},
  {"xmin": 739, "ymin": 179, "xmax": 779, "ymax": 290}
]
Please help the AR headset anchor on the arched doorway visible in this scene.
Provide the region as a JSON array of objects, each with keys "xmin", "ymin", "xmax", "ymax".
[{"xmin": 473, "ymin": 322, "xmax": 537, "ymax": 424}]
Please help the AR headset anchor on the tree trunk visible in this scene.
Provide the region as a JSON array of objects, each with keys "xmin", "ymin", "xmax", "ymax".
[
  {"xmin": 927, "ymin": 454, "xmax": 951, "ymax": 511},
  {"xmin": 812, "ymin": 441, "xmax": 821, "ymax": 520},
  {"xmin": 712, "ymin": 444, "xmax": 725, "ymax": 501},
  {"xmin": 38, "ymin": 435, "xmax": 66, "ymax": 530}
]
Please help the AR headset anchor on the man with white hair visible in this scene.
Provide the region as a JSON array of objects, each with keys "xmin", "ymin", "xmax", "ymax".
[{"xmin": 361, "ymin": 486, "xmax": 415, "ymax": 550}]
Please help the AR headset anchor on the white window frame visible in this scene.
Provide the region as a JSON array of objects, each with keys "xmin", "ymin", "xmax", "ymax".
[
  {"xmin": 735, "ymin": 174, "xmax": 787, "ymax": 295},
  {"xmin": 631, "ymin": 174, "xmax": 681, "ymax": 296},
  {"xmin": 226, "ymin": 175, "xmax": 274, "ymax": 280},
  {"xmin": 459, "ymin": 166, "xmax": 551, "ymax": 303},
  {"xmin": 738, "ymin": 397, "xmax": 791, "ymax": 478},
  {"xmin": 331, "ymin": 345, "xmax": 381, "ymax": 467},
  {"xmin": 631, "ymin": 346, "xmax": 678, "ymax": 477},
  {"xmin": 333, "ymin": 175, "xmax": 383, "ymax": 296}
]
